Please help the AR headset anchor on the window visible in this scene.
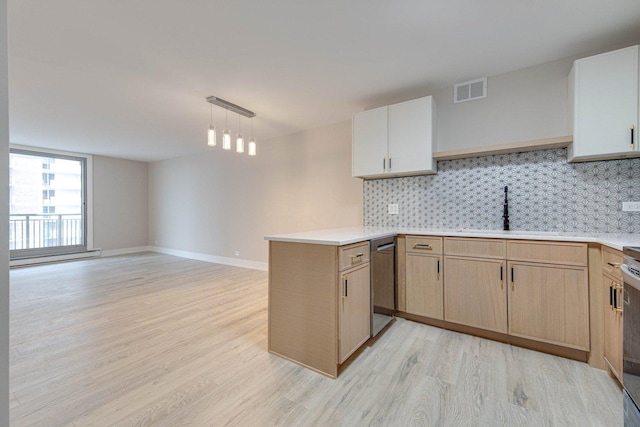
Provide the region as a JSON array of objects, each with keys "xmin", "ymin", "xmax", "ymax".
[
  {"xmin": 42, "ymin": 189, "xmax": 56, "ymax": 199},
  {"xmin": 42, "ymin": 172, "xmax": 55, "ymax": 186},
  {"xmin": 9, "ymin": 148, "xmax": 91, "ymax": 260}
]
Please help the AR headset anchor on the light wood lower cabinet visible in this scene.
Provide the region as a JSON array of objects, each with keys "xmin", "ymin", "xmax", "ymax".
[
  {"xmin": 444, "ymin": 256, "xmax": 507, "ymax": 333},
  {"xmin": 602, "ymin": 245, "xmax": 624, "ymax": 382},
  {"xmin": 268, "ymin": 240, "xmax": 371, "ymax": 378},
  {"xmin": 406, "ymin": 253, "xmax": 443, "ymax": 319},
  {"xmin": 403, "ymin": 237, "xmax": 591, "ymax": 356},
  {"xmin": 339, "ymin": 264, "xmax": 371, "ymax": 363},
  {"xmin": 507, "ymin": 261, "xmax": 589, "ymax": 350},
  {"xmin": 603, "ymin": 274, "xmax": 623, "ymax": 381}
]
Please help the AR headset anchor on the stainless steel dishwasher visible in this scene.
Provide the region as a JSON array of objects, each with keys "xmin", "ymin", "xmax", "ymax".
[
  {"xmin": 622, "ymin": 246, "xmax": 640, "ymax": 425},
  {"xmin": 370, "ymin": 236, "xmax": 397, "ymax": 336}
]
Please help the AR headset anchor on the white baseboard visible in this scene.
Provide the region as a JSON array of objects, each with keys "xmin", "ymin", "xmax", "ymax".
[
  {"xmin": 148, "ymin": 246, "xmax": 268, "ymax": 271},
  {"xmin": 10, "ymin": 249, "xmax": 102, "ymax": 267},
  {"xmin": 9, "ymin": 246, "xmax": 269, "ymax": 271},
  {"xmin": 10, "ymin": 246, "xmax": 268, "ymax": 271},
  {"xmin": 101, "ymin": 246, "xmax": 151, "ymax": 257}
]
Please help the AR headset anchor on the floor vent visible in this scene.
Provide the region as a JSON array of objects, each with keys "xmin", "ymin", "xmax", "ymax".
[{"xmin": 454, "ymin": 77, "xmax": 487, "ymax": 103}]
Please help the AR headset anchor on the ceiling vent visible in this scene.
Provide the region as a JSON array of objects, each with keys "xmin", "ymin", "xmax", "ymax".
[{"xmin": 454, "ymin": 77, "xmax": 487, "ymax": 103}]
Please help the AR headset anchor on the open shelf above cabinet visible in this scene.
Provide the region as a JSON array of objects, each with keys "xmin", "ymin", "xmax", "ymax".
[{"xmin": 433, "ymin": 135, "xmax": 573, "ymax": 161}]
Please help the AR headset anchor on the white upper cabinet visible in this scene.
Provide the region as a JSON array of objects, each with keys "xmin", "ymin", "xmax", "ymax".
[
  {"xmin": 352, "ymin": 106, "xmax": 388, "ymax": 177},
  {"xmin": 568, "ymin": 45, "xmax": 640, "ymax": 162},
  {"xmin": 352, "ymin": 96, "xmax": 436, "ymax": 178},
  {"xmin": 388, "ymin": 97, "xmax": 437, "ymax": 175}
]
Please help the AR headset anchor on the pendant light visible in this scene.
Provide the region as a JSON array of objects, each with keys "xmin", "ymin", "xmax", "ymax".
[
  {"xmin": 236, "ymin": 114, "xmax": 244, "ymax": 153},
  {"xmin": 248, "ymin": 117, "xmax": 257, "ymax": 156},
  {"xmin": 206, "ymin": 96, "xmax": 256, "ymax": 155},
  {"xmin": 207, "ymin": 103, "xmax": 216, "ymax": 146},
  {"xmin": 222, "ymin": 108, "xmax": 231, "ymax": 150}
]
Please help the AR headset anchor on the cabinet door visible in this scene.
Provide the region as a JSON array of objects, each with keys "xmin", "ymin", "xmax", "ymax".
[
  {"xmin": 388, "ymin": 96, "xmax": 436, "ymax": 175},
  {"xmin": 508, "ymin": 262, "xmax": 589, "ymax": 350},
  {"xmin": 603, "ymin": 275, "xmax": 623, "ymax": 382},
  {"xmin": 406, "ymin": 254, "xmax": 443, "ymax": 319},
  {"xmin": 339, "ymin": 264, "xmax": 371, "ymax": 363},
  {"xmin": 570, "ymin": 45, "xmax": 639, "ymax": 161},
  {"xmin": 352, "ymin": 106, "xmax": 388, "ymax": 177},
  {"xmin": 444, "ymin": 257, "xmax": 507, "ymax": 333}
]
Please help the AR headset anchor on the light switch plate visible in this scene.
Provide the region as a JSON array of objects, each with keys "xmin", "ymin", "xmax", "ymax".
[
  {"xmin": 388, "ymin": 204, "xmax": 399, "ymax": 215},
  {"xmin": 623, "ymin": 201, "xmax": 640, "ymax": 212}
]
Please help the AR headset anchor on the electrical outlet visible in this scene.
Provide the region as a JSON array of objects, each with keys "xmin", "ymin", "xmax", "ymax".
[
  {"xmin": 235, "ymin": 250, "xmax": 240, "ymax": 257},
  {"xmin": 622, "ymin": 201, "xmax": 640, "ymax": 212},
  {"xmin": 388, "ymin": 204, "xmax": 399, "ymax": 215}
]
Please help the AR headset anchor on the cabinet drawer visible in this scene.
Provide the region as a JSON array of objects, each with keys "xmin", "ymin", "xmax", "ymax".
[
  {"xmin": 406, "ymin": 236, "xmax": 443, "ymax": 254},
  {"xmin": 507, "ymin": 240, "xmax": 587, "ymax": 266},
  {"xmin": 338, "ymin": 242, "xmax": 370, "ymax": 271},
  {"xmin": 602, "ymin": 246, "xmax": 623, "ymax": 280},
  {"xmin": 444, "ymin": 237, "xmax": 506, "ymax": 259}
]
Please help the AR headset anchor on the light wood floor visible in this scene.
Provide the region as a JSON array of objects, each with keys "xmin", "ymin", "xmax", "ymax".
[{"xmin": 10, "ymin": 252, "xmax": 622, "ymax": 426}]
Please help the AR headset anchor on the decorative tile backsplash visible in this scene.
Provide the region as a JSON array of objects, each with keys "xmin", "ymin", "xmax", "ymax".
[{"xmin": 363, "ymin": 149, "xmax": 640, "ymax": 233}]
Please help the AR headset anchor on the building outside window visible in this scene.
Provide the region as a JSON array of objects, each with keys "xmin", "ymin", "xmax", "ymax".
[{"xmin": 9, "ymin": 148, "xmax": 89, "ymax": 259}]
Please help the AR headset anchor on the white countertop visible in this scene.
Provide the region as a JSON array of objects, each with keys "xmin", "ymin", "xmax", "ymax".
[
  {"xmin": 264, "ymin": 226, "xmax": 640, "ymax": 251},
  {"xmin": 264, "ymin": 226, "xmax": 398, "ymax": 246}
]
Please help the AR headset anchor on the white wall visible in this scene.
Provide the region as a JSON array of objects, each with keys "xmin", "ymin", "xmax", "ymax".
[
  {"xmin": 433, "ymin": 57, "xmax": 573, "ymax": 151},
  {"xmin": 149, "ymin": 120, "xmax": 362, "ymax": 264},
  {"xmin": 144, "ymin": 51, "xmax": 596, "ymax": 267},
  {"xmin": 0, "ymin": 0, "xmax": 9, "ymax": 423},
  {"xmin": 432, "ymin": 40, "xmax": 640, "ymax": 152},
  {"xmin": 93, "ymin": 155, "xmax": 148, "ymax": 252}
]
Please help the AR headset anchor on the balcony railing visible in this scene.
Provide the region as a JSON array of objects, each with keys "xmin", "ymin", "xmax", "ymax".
[{"xmin": 10, "ymin": 214, "xmax": 83, "ymax": 250}]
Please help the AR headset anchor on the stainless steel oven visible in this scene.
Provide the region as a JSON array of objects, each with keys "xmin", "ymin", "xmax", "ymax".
[{"xmin": 622, "ymin": 246, "xmax": 640, "ymax": 425}]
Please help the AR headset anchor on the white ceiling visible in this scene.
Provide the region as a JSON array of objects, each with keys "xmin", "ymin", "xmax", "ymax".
[{"xmin": 8, "ymin": 1, "xmax": 640, "ymax": 162}]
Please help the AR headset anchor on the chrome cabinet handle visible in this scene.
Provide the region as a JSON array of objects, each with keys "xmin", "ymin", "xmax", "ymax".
[
  {"xmin": 350, "ymin": 253, "xmax": 364, "ymax": 264},
  {"xmin": 631, "ymin": 125, "xmax": 635, "ymax": 149},
  {"xmin": 614, "ymin": 282, "xmax": 624, "ymax": 313},
  {"xmin": 607, "ymin": 262, "xmax": 621, "ymax": 269},
  {"xmin": 413, "ymin": 244, "xmax": 432, "ymax": 250},
  {"xmin": 614, "ymin": 287, "xmax": 623, "ymax": 313}
]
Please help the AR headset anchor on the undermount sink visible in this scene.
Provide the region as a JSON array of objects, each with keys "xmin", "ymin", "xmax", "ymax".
[{"xmin": 457, "ymin": 229, "xmax": 561, "ymax": 236}]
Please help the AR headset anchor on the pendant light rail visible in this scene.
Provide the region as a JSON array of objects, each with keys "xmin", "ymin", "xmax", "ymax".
[{"xmin": 206, "ymin": 96, "xmax": 256, "ymax": 118}]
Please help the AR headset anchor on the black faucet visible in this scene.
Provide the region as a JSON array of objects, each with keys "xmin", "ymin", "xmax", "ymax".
[{"xmin": 503, "ymin": 186, "xmax": 510, "ymax": 231}]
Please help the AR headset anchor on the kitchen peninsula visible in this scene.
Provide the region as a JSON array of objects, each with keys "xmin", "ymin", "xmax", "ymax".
[{"xmin": 266, "ymin": 226, "xmax": 640, "ymax": 378}]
